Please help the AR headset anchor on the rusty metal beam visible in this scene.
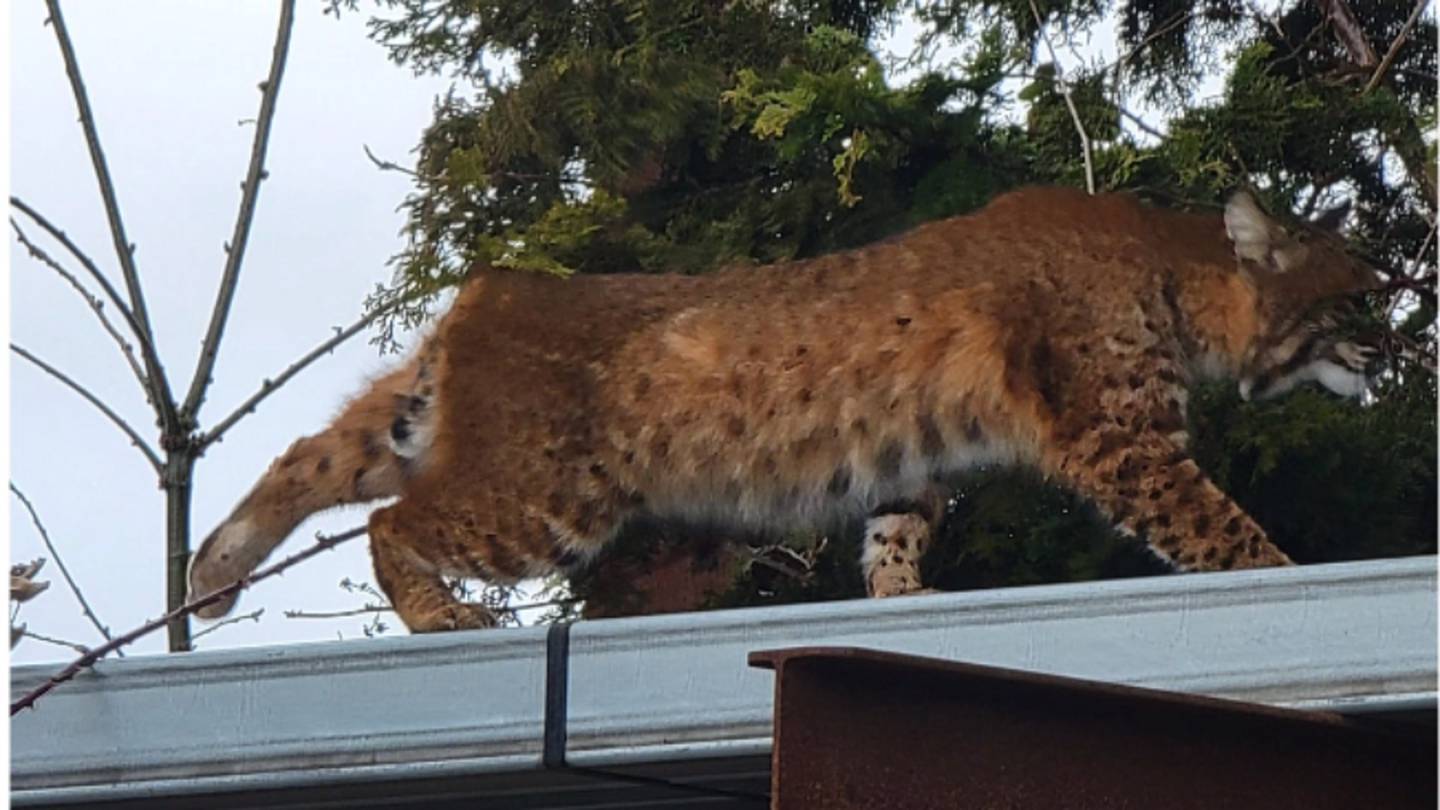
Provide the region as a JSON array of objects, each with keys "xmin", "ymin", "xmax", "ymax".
[{"xmin": 751, "ymin": 647, "xmax": 1436, "ymax": 810}]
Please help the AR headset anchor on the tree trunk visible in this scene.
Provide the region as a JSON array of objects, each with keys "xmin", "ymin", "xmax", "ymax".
[{"xmin": 164, "ymin": 452, "xmax": 195, "ymax": 652}]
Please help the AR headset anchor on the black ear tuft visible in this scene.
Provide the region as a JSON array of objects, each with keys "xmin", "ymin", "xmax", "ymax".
[{"xmin": 1312, "ymin": 200, "xmax": 1352, "ymax": 233}]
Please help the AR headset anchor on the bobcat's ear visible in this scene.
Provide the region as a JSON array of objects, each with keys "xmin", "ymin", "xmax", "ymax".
[{"xmin": 1225, "ymin": 191, "xmax": 1303, "ymax": 273}]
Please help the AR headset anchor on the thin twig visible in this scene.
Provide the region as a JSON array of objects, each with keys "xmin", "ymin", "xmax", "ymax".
[
  {"xmin": 191, "ymin": 608, "xmax": 265, "ymax": 642},
  {"xmin": 1118, "ymin": 106, "xmax": 1165, "ymax": 140},
  {"xmin": 43, "ymin": 0, "xmax": 177, "ymax": 433},
  {"xmin": 198, "ymin": 296, "xmax": 411, "ymax": 450},
  {"xmin": 9, "ymin": 483, "xmax": 121, "ymax": 654},
  {"xmin": 1363, "ymin": 0, "xmax": 1430, "ymax": 94},
  {"xmin": 1029, "ymin": 0, "xmax": 1095, "ymax": 195},
  {"xmin": 182, "ymin": 0, "xmax": 297, "ymax": 424},
  {"xmin": 11, "ymin": 344, "xmax": 163, "ymax": 474},
  {"xmin": 284, "ymin": 603, "xmax": 392, "ymax": 620},
  {"xmin": 1106, "ymin": 8, "xmax": 1194, "ymax": 84},
  {"xmin": 363, "ymin": 144, "xmax": 419, "ymax": 177},
  {"xmin": 10, "ymin": 197, "xmax": 142, "ymax": 344},
  {"xmin": 11, "ymin": 526, "xmax": 366, "ymax": 715},
  {"xmin": 16, "ymin": 629, "xmax": 90, "ymax": 655},
  {"xmin": 10, "ymin": 218, "xmax": 150, "ymax": 397}
]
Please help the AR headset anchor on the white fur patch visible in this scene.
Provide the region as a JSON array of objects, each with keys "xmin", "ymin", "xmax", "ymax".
[{"xmin": 1310, "ymin": 359, "xmax": 1368, "ymax": 398}]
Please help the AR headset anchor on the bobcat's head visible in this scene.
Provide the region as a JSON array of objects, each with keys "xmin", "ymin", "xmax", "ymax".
[
  {"xmin": 1223, "ymin": 191, "xmax": 1392, "ymax": 402},
  {"xmin": 1237, "ymin": 292, "xmax": 1399, "ymax": 401}
]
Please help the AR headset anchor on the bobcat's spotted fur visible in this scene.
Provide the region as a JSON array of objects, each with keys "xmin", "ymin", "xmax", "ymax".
[{"xmin": 191, "ymin": 187, "xmax": 1385, "ymax": 632}]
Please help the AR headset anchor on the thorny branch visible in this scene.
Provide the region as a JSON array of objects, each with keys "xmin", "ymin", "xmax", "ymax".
[
  {"xmin": 1029, "ymin": 0, "xmax": 1095, "ymax": 195},
  {"xmin": 10, "ymin": 218, "xmax": 149, "ymax": 397},
  {"xmin": 9, "ymin": 483, "xmax": 120, "ymax": 653},
  {"xmin": 182, "ymin": 0, "xmax": 297, "ymax": 424},
  {"xmin": 10, "ymin": 344, "xmax": 163, "ymax": 474},
  {"xmin": 43, "ymin": 0, "xmax": 178, "ymax": 434},
  {"xmin": 282, "ymin": 598, "xmax": 578, "ymax": 621},
  {"xmin": 10, "ymin": 526, "xmax": 367, "ymax": 716}
]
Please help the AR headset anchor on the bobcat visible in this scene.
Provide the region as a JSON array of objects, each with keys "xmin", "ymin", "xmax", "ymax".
[{"xmin": 190, "ymin": 187, "xmax": 1390, "ymax": 632}]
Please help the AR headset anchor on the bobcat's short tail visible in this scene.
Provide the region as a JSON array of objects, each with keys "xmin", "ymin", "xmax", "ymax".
[{"xmin": 188, "ymin": 351, "xmax": 437, "ymax": 619}]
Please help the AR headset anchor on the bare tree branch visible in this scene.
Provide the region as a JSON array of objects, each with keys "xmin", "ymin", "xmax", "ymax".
[
  {"xmin": 1106, "ymin": 8, "xmax": 1194, "ymax": 84},
  {"xmin": 198, "ymin": 298, "xmax": 408, "ymax": 450},
  {"xmin": 11, "ymin": 525, "xmax": 367, "ymax": 715},
  {"xmin": 1313, "ymin": 0, "xmax": 1379, "ymax": 67},
  {"xmin": 10, "ymin": 344, "xmax": 163, "ymax": 474},
  {"xmin": 16, "ymin": 629, "xmax": 90, "ymax": 655},
  {"xmin": 1029, "ymin": 0, "xmax": 1095, "ymax": 195},
  {"xmin": 42, "ymin": 0, "xmax": 178, "ymax": 433},
  {"xmin": 1118, "ymin": 106, "xmax": 1165, "ymax": 140},
  {"xmin": 1364, "ymin": 0, "xmax": 1430, "ymax": 94},
  {"xmin": 10, "ymin": 197, "xmax": 143, "ymax": 345},
  {"xmin": 9, "ymin": 483, "xmax": 121, "ymax": 653},
  {"xmin": 284, "ymin": 603, "xmax": 392, "ymax": 620},
  {"xmin": 10, "ymin": 218, "xmax": 150, "ymax": 398},
  {"xmin": 181, "ymin": 0, "xmax": 297, "ymax": 424},
  {"xmin": 191, "ymin": 608, "xmax": 265, "ymax": 643}
]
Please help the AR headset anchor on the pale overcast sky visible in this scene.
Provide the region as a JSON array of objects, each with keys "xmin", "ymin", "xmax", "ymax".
[{"xmin": 10, "ymin": 2, "xmax": 453, "ymax": 663}]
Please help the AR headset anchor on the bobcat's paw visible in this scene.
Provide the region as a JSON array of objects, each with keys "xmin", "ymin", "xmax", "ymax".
[{"xmin": 408, "ymin": 602, "xmax": 499, "ymax": 633}]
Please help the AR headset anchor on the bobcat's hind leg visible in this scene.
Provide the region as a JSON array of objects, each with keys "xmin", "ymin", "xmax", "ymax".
[
  {"xmin": 861, "ymin": 487, "xmax": 948, "ymax": 598},
  {"xmin": 368, "ymin": 504, "xmax": 499, "ymax": 633}
]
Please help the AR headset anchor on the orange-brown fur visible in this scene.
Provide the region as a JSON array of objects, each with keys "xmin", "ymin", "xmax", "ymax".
[{"xmin": 191, "ymin": 187, "xmax": 1379, "ymax": 631}]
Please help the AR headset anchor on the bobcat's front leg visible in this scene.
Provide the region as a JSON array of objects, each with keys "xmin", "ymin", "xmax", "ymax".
[{"xmin": 1049, "ymin": 430, "xmax": 1292, "ymax": 570}]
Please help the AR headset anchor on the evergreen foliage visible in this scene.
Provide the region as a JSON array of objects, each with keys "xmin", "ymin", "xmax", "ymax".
[{"xmin": 332, "ymin": 0, "xmax": 1435, "ymax": 612}]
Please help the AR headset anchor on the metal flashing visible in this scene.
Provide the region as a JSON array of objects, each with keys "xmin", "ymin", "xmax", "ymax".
[{"xmin": 10, "ymin": 555, "xmax": 1436, "ymax": 808}]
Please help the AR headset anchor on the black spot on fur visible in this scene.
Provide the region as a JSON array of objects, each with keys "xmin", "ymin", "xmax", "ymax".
[
  {"xmin": 875, "ymin": 441, "xmax": 904, "ymax": 478},
  {"xmin": 895, "ymin": 316, "xmax": 912, "ymax": 328},
  {"xmin": 316, "ymin": 456, "xmax": 332, "ymax": 474},
  {"xmin": 827, "ymin": 465, "xmax": 852, "ymax": 496},
  {"xmin": 918, "ymin": 414, "xmax": 944, "ymax": 457},
  {"xmin": 361, "ymin": 432, "xmax": 382, "ymax": 460},
  {"xmin": 1224, "ymin": 516, "xmax": 1243, "ymax": 536},
  {"xmin": 1193, "ymin": 514, "xmax": 1212, "ymax": 535}
]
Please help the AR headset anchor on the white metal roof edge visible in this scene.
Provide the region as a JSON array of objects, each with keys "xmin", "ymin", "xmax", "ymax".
[{"xmin": 10, "ymin": 555, "xmax": 1436, "ymax": 804}]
